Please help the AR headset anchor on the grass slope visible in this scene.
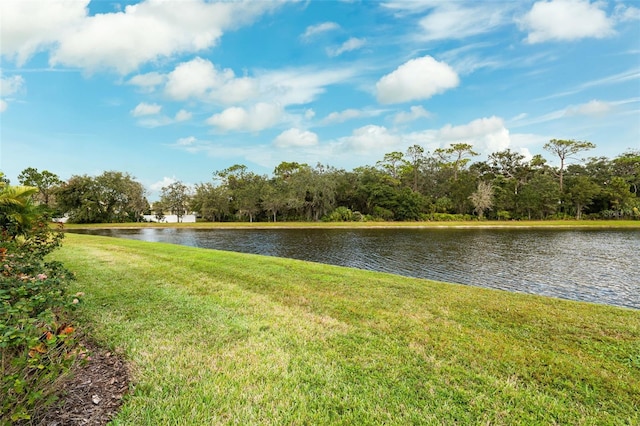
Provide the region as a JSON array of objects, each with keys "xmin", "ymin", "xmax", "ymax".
[{"xmin": 53, "ymin": 233, "xmax": 640, "ymax": 425}]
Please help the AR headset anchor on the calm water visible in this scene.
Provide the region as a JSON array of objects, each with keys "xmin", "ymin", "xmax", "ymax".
[{"xmin": 70, "ymin": 228, "xmax": 640, "ymax": 309}]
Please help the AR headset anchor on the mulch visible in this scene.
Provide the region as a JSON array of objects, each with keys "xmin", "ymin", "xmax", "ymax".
[{"xmin": 30, "ymin": 341, "xmax": 130, "ymax": 426}]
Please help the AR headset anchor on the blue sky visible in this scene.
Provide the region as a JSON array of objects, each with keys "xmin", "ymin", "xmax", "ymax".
[{"xmin": 1, "ymin": 0, "xmax": 639, "ymax": 199}]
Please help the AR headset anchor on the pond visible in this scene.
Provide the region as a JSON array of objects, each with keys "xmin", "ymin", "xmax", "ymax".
[{"xmin": 69, "ymin": 227, "xmax": 640, "ymax": 309}]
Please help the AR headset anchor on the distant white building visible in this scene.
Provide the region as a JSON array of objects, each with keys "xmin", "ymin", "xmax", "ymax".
[
  {"xmin": 143, "ymin": 214, "xmax": 196, "ymax": 223},
  {"xmin": 52, "ymin": 215, "xmax": 69, "ymax": 223}
]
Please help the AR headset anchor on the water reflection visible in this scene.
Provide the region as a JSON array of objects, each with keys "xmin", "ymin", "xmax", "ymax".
[{"xmin": 69, "ymin": 228, "xmax": 640, "ymax": 309}]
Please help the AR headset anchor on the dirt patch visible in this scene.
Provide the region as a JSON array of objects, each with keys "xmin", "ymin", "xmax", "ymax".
[{"xmin": 31, "ymin": 341, "xmax": 130, "ymax": 426}]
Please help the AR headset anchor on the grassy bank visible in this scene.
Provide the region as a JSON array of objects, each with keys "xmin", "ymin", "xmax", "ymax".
[
  {"xmin": 61, "ymin": 219, "xmax": 640, "ymax": 230},
  {"xmin": 53, "ymin": 233, "xmax": 639, "ymax": 425}
]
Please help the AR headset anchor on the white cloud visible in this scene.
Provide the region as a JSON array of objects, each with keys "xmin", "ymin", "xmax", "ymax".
[
  {"xmin": 438, "ymin": 43, "xmax": 504, "ymax": 75},
  {"xmin": 215, "ymin": 76, "xmax": 259, "ymax": 105},
  {"xmin": 150, "ymin": 176, "xmax": 177, "ymax": 192},
  {"xmin": 436, "ymin": 116, "xmax": 511, "ymax": 154},
  {"xmin": 258, "ymin": 67, "xmax": 355, "ymax": 106},
  {"xmin": 511, "ymin": 98, "xmax": 636, "ymax": 128},
  {"xmin": 168, "ymin": 136, "xmax": 215, "ymax": 154},
  {"xmin": 418, "ymin": 3, "xmax": 512, "ymax": 41},
  {"xmin": 274, "ymin": 128, "xmax": 319, "ymax": 148},
  {"xmin": 3, "ymin": 1, "xmax": 282, "ymax": 73},
  {"xmin": 393, "ymin": 105, "xmax": 431, "ymax": 124},
  {"xmin": 337, "ymin": 125, "xmax": 402, "ymax": 153},
  {"xmin": 537, "ymin": 68, "xmax": 640, "ymax": 100},
  {"xmin": 175, "ymin": 109, "xmax": 192, "ymax": 122},
  {"xmin": 614, "ymin": 4, "xmax": 640, "ymax": 22},
  {"xmin": 380, "ymin": 1, "xmax": 441, "ymax": 15},
  {"xmin": 510, "ymin": 112, "xmax": 528, "ymax": 122},
  {"xmin": 136, "ymin": 116, "xmax": 173, "ymax": 128},
  {"xmin": 510, "ymin": 133, "xmax": 547, "ymax": 158},
  {"xmin": 206, "ymin": 102, "xmax": 283, "ymax": 132},
  {"xmin": 158, "ymin": 59, "xmax": 355, "ymax": 108},
  {"xmin": 521, "ymin": 0, "xmax": 615, "ymax": 43},
  {"xmin": 326, "ymin": 116, "xmax": 527, "ymax": 163},
  {"xmin": 165, "ymin": 57, "xmax": 224, "ymax": 100},
  {"xmin": 322, "ymin": 108, "xmax": 385, "ymax": 124},
  {"xmin": 0, "ymin": 75, "xmax": 25, "ymax": 96},
  {"xmin": 328, "ymin": 37, "xmax": 366, "ymax": 57},
  {"xmin": 0, "ymin": 75, "xmax": 25, "ymax": 113},
  {"xmin": 177, "ymin": 136, "xmax": 197, "ymax": 146},
  {"xmin": 127, "ymin": 72, "xmax": 166, "ymax": 92},
  {"xmin": 0, "ymin": 0, "xmax": 89, "ymax": 65},
  {"xmin": 376, "ymin": 56, "xmax": 459, "ymax": 104},
  {"xmin": 323, "ymin": 109, "xmax": 364, "ymax": 123},
  {"xmin": 164, "ymin": 57, "xmax": 257, "ymax": 105},
  {"xmin": 305, "ymin": 109, "xmax": 316, "ymax": 119},
  {"xmin": 301, "ymin": 22, "xmax": 340, "ymax": 40},
  {"xmin": 131, "ymin": 102, "xmax": 162, "ymax": 117},
  {"xmin": 565, "ymin": 99, "xmax": 612, "ymax": 116}
]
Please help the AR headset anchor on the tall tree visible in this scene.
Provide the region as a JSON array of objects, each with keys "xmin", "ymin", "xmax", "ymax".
[
  {"xmin": 376, "ymin": 151, "xmax": 406, "ymax": 180},
  {"xmin": 519, "ymin": 173, "xmax": 560, "ymax": 219},
  {"xmin": 55, "ymin": 172, "xmax": 148, "ymax": 223},
  {"xmin": 612, "ymin": 150, "xmax": 640, "ymax": 196},
  {"xmin": 216, "ymin": 165, "xmax": 267, "ymax": 222},
  {"xmin": 17, "ymin": 167, "xmax": 62, "ymax": 206},
  {"xmin": 95, "ymin": 171, "xmax": 148, "ymax": 222},
  {"xmin": 191, "ymin": 182, "xmax": 230, "ymax": 222},
  {"xmin": 55, "ymin": 175, "xmax": 105, "ymax": 223},
  {"xmin": 543, "ymin": 139, "xmax": 595, "ymax": 192},
  {"xmin": 261, "ymin": 180, "xmax": 287, "ymax": 222},
  {"xmin": 160, "ymin": 181, "xmax": 191, "ymax": 222},
  {"xmin": 565, "ymin": 176, "xmax": 601, "ymax": 219},
  {"xmin": 603, "ymin": 177, "xmax": 635, "ymax": 213},
  {"xmin": 434, "ymin": 143, "xmax": 479, "ymax": 181},
  {"xmin": 405, "ymin": 144, "xmax": 426, "ymax": 191},
  {"xmin": 235, "ymin": 173, "xmax": 266, "ymax": 222},
  {"xmin": 487, "ymin": 149, "xmax": 527, "ymax": 195},
  {"xmin": 305, "ymin": 164, "xmax": 338, "ymax": 221}
]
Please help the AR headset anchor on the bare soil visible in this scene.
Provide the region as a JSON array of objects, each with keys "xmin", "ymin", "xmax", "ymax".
[{"xmin": 31, "ymin": 341, "xmax": 130, "ymax": 426}]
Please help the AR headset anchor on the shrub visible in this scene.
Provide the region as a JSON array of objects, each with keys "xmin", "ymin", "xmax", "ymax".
[
  {"xmin": 497, "ymin": 210, "xmax": 511, "ymax": 221},
  {"xmin": 428, "ymin": 213, "xmax": 466, "ymax": 222},
  {"xmin": 1, "ymin": 190, "xmax": 78, "ymax": 423},
  {"xmin": 322, "ymin": 206, "xmax": 354, "ymax": 222},
  {"xmin": 372, "ymin": 206, "xmax": 394, "ymax": 221}
]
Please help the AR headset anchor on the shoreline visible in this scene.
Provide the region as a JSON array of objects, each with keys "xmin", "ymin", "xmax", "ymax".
[{"xmin": 61, "ymin": 219, "xmax": 640, "ymax": 230}]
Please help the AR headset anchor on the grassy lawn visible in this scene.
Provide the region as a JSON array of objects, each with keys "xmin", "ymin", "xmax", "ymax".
[
  {"xmin": 53, "ymin": 233, "xmax": 639, "ymax": 425},
  {"xmin": 61, "ymin": 219, "xmax": 640, "ymax": 230}
]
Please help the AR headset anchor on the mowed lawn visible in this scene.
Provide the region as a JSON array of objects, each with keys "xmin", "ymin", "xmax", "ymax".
[{"xmin": 53, "ymin": 233, "xmax": 640, "ymax": 425}]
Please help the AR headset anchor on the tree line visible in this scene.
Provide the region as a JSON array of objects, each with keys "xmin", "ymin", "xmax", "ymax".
[{"xmin": 8, "ymin": 139, "xmax": 640, "ymax": 223}]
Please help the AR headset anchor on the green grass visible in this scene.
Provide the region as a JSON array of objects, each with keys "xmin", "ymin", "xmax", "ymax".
[
  {"xmin": 61, "ymin": 219, "xmax": 640, "ymax": 230},
  {"xmin": 53, "ymin": 233, "xmax": 639, "ymax": 425}
]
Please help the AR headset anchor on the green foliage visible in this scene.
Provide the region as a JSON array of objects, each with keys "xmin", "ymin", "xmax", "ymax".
[
  {"xmin": 160, "ymin": 181, "xmax": 191, "ymax": 222},
  {"xmin": 372, "ymin": 206, "xmax": 394, "ymax": 221},
  {"xmin": 565, "ymin": 176, "xmax": 601, "ymax": 219},
  {"xmin": 543, "ymin": 139, "xmax": 596, "ymax": 192},
  {"xmin": 496, "ymin": 210, "xmax": 511, "ymax": 221},
  {"xmin": 17, "ymin": 168, "xmax": 62, "ymax": 207},
  {"xmin": 0, "ymin": 181, "xmax": 77, "ymax": 423},
  {"xmin": 0, "ymin": 184, "xmax": 39, "ymax": 238},
  {"xmin": 323, "ymin": 206, "xmax": 357, "ymax": 222},
  {"xmin": 55, "ymin": 172, "xmax": 148, "ymax": 223},
  {"xmin": 22, "ymin": 140, "xmax": 640, "ymax": 224},
  {"xmin": 428, "ymin": 213, "xmax": 473, "ymax": 221}
]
